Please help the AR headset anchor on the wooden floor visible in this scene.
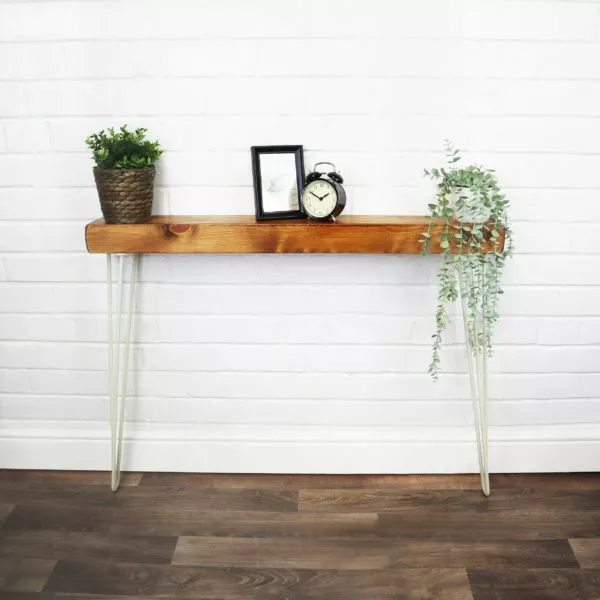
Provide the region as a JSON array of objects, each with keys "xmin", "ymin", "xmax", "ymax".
[{"xmin": 1, "ymin": 472, "xmax": 600, "ymax": 599}]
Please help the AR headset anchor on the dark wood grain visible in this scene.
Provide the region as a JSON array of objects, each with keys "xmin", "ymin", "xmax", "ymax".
[
  {"xmin": 173, "ymin": 535, "xmax": 391, "ymax": 569},
  {"xmin": 4, "ymin": 504, "xmax": 376, "ymax": 538},
  {"xmin": 173, "ymin": 536, "xmax": 577, "ymax": 570},
  {"xmin": 299, "ymin": 487, "xmax": 600, "ymax": 514},
  {"xmin": 2, "ymin": 505, "xmax": 112, "ymax": 535},
  {"xmin": 0, "ymin": 482, "xmax": 157, "ymax": 507},
  {"xmin": 108, "ymin": 509, "xmax": 372, "ymax": 539},
  {"xmin": 85, "ymin": 215, "xmax": 505, "ymax": 254},
  {"xmin": 492, "ymin": 473, "xmax": 600, "ymax": 491},
  {"xmin": 0, "ymin": 531, "xmax": 177, "ymax": 564},
  {"xmin": 388, "ymin": 540, "xmax": 578, "ymax": 569},
  {"xmin": 178, "ymin": 485, "xmax": 299, "ymax": 513},
  {"xmin": 569, "ymin": 539, "xmax": 600, "ymax": 568},
  {"xmin": 0, "ymin": 470, "xmax": 141, "ymax": 486},
  {"xmin": 45, "ymin": 561, "xmax": 472, "ymax": 600},
  {"xmin": 0, "ymin": 595, "xmax": 186, "ymax": 600},
  {"xmin": 0, "ymin": 559, "xmax": 57, "ymax": 593},
  {"xmin": 379, "ymin": 511, "xmax": 600, "ymax": 541},
  {"xmin": 468, "ymin": 568, "xmax": 600, "ymax": 600},
  {"xmin": 0, "ymin": 483, "xmax": 297, "ymax": 513},
  {"xmin": 2, "ymin": 471, "xmax": 599, "ymax": 600},
  {"xmin": 0, "ymin": 503, "xmax": 14, "ymax": 525},
  {"xmin": 0, "ymin": 594, "xmax": 196, "ymax": 600},
  {"xmin": 140, "ymin": 472, "xmax": 484, "ymax": 489}
]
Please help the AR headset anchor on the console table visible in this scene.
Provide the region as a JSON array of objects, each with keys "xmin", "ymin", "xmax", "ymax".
[{"xmin": 86, "ymin": 216, "xmax": 504, "ymax": 494}]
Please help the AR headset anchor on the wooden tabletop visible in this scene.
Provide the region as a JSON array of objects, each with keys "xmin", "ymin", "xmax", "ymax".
[{"xmin": 85, "ymin": 215, "xmax": 504, "ymax": 254}]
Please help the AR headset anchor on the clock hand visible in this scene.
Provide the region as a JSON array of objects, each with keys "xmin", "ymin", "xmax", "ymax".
[
  {"xmin": 319, "ymin": 193, "xmax": 330, "ymax": 200},
  {"xmin": 310, "ymin": 191, "xmax": 320, "ymax": 199}
]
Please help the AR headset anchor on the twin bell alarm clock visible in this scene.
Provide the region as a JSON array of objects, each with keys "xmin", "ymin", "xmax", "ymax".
[{"xmin": 301, "ymin": 162, "xmax": 346, "ymax": 221}]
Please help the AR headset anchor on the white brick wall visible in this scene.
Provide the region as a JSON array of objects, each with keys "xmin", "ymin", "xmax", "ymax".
[{"xmin": 1, "ymin": 0, "xmax": 600, "ymax": 473}]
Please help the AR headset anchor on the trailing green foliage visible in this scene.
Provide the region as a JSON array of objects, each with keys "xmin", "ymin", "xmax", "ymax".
[
  {"xmin": 85, "ymin": 125, "xmax": 163, "ymax": 169},
  {"xmin": 421, "ymin": 141, "xmax": 513, "ymax": 380}
]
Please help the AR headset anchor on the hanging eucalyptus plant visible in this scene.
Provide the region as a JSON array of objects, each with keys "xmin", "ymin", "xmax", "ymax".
[{"xmin": 421, "ymin": 141, "xmax": 513, "ymax": 380}]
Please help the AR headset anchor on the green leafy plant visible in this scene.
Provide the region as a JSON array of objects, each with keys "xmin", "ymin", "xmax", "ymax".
[
  {"xmin": 85, "ymin": 125, "xmax": 163, "ymax": 169},
  {"xmin": 421, "ymin": 141, "xmax": 513, "ymax": 380}
]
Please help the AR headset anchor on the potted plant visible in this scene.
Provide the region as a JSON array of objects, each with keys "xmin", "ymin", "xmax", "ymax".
[
  {"xmin": 421, "ymin": 141, "xmax": 513, "ymax": 379},
  {"xmin": 86, "ymin": 125, "xmax": 163, "ymax": 224}
]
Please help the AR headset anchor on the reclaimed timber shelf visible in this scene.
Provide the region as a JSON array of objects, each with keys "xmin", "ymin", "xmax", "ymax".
[{"xmin": 85, "ymin": 215, "xmax": 504, "ymax": 254}]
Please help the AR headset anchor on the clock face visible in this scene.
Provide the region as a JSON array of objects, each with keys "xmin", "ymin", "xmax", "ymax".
[{"xmin": 302, "ymin": 179, "xmax": 338, "ymax": 219}]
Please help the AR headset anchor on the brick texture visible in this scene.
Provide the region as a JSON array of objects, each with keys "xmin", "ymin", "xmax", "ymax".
[{"xmin": 0, "ymin": 0, "xmax": 599, "ymax": 472}]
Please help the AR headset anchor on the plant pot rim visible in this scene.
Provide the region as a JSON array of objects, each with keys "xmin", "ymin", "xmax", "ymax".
[{"xmin": 93, "ymin": 166, "xmax": 156, "ymax": 172}]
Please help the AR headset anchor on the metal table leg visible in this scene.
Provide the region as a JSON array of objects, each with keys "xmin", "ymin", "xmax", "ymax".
[
  {"xmin": 107, "ymin": 254, "xmax": 139, "ymax": 492},
  {"xmin": 459, "ymin": 263, "xmax": 490, "ymax": 497}
]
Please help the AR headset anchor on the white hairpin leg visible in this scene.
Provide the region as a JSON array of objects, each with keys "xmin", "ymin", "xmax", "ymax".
[
  {"xmin": 107, "ymin": 253, "xmax": 139, "ymax": 492},
  {"xmin": 459, "ymin": 262, "xmax": 490, "ymax": 497}
]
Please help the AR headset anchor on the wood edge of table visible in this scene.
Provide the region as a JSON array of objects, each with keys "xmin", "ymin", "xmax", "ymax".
[{"xmin": 85, "ymin": 215, "xmax": 505, "ymax": 255}]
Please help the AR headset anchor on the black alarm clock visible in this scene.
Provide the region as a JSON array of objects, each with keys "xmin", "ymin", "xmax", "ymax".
[{"xmin": 301, "ymin": 162, "xmax": 346, "ymax": 221}]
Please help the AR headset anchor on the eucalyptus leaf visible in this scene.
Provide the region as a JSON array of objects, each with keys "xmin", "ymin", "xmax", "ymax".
[{"xmin": 421, "ymin": 140, "xmax": 513, "ymax": 380}]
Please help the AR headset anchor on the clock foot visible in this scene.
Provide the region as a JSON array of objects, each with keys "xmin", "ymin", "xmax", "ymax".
[{"xmin": 308, "ymin": 216, "xmax": 336, "ymax": 223}]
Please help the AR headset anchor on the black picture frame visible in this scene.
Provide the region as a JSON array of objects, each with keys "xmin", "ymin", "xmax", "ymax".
[{"xmin": 251, "ymin": 145, "xmax": 305, "ymax": 221}]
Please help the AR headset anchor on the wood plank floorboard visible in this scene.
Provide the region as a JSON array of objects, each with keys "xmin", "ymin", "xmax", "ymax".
[
  {"xmin": 140, "ymin": 472, "xmax": 600, "ymax": 491},
  {"xmin": 0, "ymin": 483, "xmax": 298, "ymax": 513},
  {"xmin": 3, "ymin": 505, "xmax": 113, "ymax": 535},
  {"xmin": 0, "ymin": 531, "xmax": 177, "ymax": 564},
  {"xmin": 378, "ymin": 511, "xmax": 600, "ymax": 541},
  {"xmin": 468, "ymin": 568, "xmax": 600, "ymax": 600},
  {"xmin": 1, "ymin": 472, "xmax": 599, "ymax": 599},
  {"xmin": 3, "ymin": 504, "xmax": 378, "ymax": 538},
  {"xmin": 7, "ymin": 501, "xmax": 597, "ymax": 543},
  {"xmin": 0, "ymin": 595, "xmax": 191, "ymax": 600},
  {"xmin": 140, "ymin": 472, "xmax": 484, "ymax": 490},
  {"xmin": 0, "ymin": 470, "xmax": 142, "ymax": 487},
  {"xmin": 299, "ymin": 487, "xmax": 600, "ymax": 514},
  {"xmin": 44, "ymin": 561, "xmax": 472, "ymax": 599},
  {"xmin": 172, "ymin": 535, "xmax": 391, "ymax": 570},
  {"xmin": 569, "ymin": 539, "xmax": 600, "ymax": 568},
  {"xmin": 492, "ymin": 473, "xmax": 600, "ymax": 491},
  {"xmin": 172, "ymin": 536, "xmax": 577, "ymax": 570},
  {"xmin": 0, "ymin": 503, "xmax": 14, "ymax": 525},
  {"xmin": 0, "ymin": 559, "xmax": 57, "ymax": 593}
]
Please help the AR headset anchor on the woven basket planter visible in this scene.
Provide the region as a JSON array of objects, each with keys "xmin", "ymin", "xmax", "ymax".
[{"xmin": 93, "ymin": 167, "xmax": 156, "ymax": 224}]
